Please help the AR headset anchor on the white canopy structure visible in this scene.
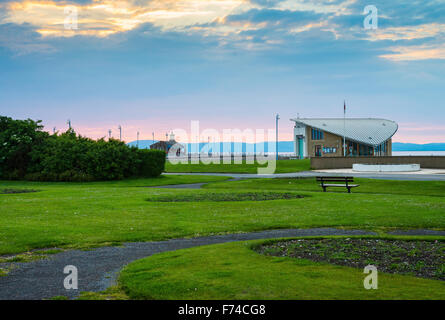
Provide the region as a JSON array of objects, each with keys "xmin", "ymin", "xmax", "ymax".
[
  {"xmin": 290, "ymin": 118, "xmax": 398, "ymax": 158},
  {"xmin": 290, "ymin": 118, "xmax": 398, "ymax": 146}
]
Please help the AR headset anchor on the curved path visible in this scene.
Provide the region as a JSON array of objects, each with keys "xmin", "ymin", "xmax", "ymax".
[{"xmin": 1, "ymin": 228, "xmax": 444, "ymax": 300}]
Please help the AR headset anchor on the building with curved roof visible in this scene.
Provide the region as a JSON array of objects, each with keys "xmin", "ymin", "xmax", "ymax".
[{"xmin": 290, "ymin": 118, "xmax": 398, "ymax": 158}]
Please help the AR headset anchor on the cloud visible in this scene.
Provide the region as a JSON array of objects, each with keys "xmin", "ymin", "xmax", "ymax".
[
  {"xmin": 225, "ymin": 7, "xmax": 322, "ymax": 24},
  {"xmin": 380, "ymin": 44, "xmax": 445, "ymax": 61},
  {"xmin": 0, "ymin": 23, "xmax": 56, "ymax": 54},
  {"xmin": 1, "ymin": 0, "xmax": 444, "ymax": 64},
  {"xmin": 2, "ymin": 0, "xmax": 249, "ymax": 37}
]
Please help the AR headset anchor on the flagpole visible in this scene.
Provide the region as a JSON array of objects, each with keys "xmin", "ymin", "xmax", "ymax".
[{"xmin": 343, "ymin": 100, "xmax": 346, "ymax": 157}]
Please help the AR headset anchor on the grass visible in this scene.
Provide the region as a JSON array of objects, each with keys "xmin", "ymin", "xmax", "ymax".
[
  {"xmin": 119, "ymin": 237, "xmax": 445, "ymax": 300},
  {"xmin": 204, "ymin": 177, "xmax": 445, "ymax": 197},
  {"xmin": 0, "ymin": 253, "xmax": 48, "ymax": 263},
  {"xmin": 0, "ymin": 267, "xmax": 10, "ymax": 277},
  {"xmin": 165, "ymin": 159, "xmax": 311, "ymax": 174},
  {"xmin": 1, "ymin": 176, "xmax": 445, "ymax": 255},
  {"xmin": 77, "ymin": 286, "xmax": 130, "ymax": 300},
  {"xmin": 2, "ymin": 174, "xmax": 444, "ymax": 300}
]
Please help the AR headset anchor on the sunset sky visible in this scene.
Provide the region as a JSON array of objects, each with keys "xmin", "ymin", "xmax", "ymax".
[{"xmin": 1, "ymin": 0, "xmax": 444, "ymax": 143}]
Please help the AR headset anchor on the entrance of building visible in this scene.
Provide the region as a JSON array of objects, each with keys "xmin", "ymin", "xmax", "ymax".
[
  {"xmin": 315, "ymin": 145, "xmax": 322, "ymax": 157},
  {"xmin": 298, "ymin": 137, "xmax": 304, "ymax": 159}
]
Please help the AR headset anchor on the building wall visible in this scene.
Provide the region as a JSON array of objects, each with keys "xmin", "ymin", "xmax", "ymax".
[
  {"xmin": 305, "ymin": 126, "xmax": 343, "ymax": 158},
  {"xmin": 304, "ymin": 125, "xmax": 393, "ymax": 158},
  {"xmin": 311, "ymin": 156, "xmax": 445, "ymax": 169}
]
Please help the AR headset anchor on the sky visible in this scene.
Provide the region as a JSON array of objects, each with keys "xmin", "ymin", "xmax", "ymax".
[{"xmin": 0, "ymin": 0, "xmax": 444, "ymax": 143}]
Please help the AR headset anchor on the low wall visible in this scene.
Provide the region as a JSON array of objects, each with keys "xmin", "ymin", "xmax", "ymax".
[
  {"xmin": 310, "ymin": 156, "xmax": 445, "ymax": 170},
  {"xmin": 352, "ymin": 163, "xmax": 420, "ymax": 172}
]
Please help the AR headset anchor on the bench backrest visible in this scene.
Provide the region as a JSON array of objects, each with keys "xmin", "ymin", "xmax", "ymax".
[{"xmin": 316, "ymin": 176, "xmax": 354, "ymax": 183}]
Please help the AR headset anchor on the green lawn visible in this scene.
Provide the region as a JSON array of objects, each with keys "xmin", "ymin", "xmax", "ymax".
[
  {"xmin": 119, "ymin": 237, "xmax": 445, "ymax": 300},
  {"xmin": 2, "ymin": 174, "xmax": 445, "ymax": 300},
  {"xmin": 204, "ymin": 177, "xmax": 445, "ymax": 197},
  {"xmin": 165, "ymin": 159, "xmax": 311, "ymax": 173},
  {"xmin": 1, "ymin": 176, "xmax": 445, "ymax": 255}
]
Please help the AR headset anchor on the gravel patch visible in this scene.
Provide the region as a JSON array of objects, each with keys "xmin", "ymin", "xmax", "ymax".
[
  {"xmin": 257, "ymin": 238, "xmax": 445, "ymax": 281},
  {"xmin": 0, "ymin": 189, "xmax": 38, "ymax": 194},
  {"xmin": 147, "ymin": 191, "xmax": 305, "ymax": 202}
]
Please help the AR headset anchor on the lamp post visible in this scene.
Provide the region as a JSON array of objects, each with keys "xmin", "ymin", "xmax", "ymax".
[
  {"xmin": 343, "ymin": 100, "xmax": 346, "ymax": 157},
  {"xmin": 137, "ymin": 131, "xmax": 140, "ymax": 148},
  {"xmin": 276, "ymin": 114, "xmax": 280, "ymax": 161}
]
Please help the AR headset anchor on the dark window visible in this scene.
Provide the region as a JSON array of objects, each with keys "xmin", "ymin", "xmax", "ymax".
[{"xmin": 311, "ymin": 128, "xmax": 324, "ymax": 140}]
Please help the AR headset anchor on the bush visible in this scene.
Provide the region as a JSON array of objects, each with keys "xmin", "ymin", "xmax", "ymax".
[
  {"xmin": 134, "ymin": 149, "xmax": 166, "ymax": 177},
  {"xmin": 0, "ymin": 116, "xmax": 47, "ymax": 179},
  {"xmin": 0, "ymin": 116, "xmax": 166, "ymax": 181}
]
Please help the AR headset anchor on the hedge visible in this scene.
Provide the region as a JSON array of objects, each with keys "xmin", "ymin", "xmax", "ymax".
[{"xmin": 0, "ymin": 116, "xmax": 166, "ymax": 181}]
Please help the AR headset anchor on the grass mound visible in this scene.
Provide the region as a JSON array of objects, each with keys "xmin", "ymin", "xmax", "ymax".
[
  {"xmin": 0, "ymin": 188, "xmax": 38, "ymax": 194},
  {"xmin": 257, "ymin": 238, "xmax": 445, "ymax": 280},
  {"xmin": 147, "ymin": 192, "xmax": 304, "ymax": 202}
]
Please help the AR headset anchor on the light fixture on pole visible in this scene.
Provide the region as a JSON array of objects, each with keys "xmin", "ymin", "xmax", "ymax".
[
  {"xmin": 343, "ymin": 100, "xmax": 346, "ymax": 157},
  {"xmin": 276, "ymin": 114, "xmax": 280, "ymax": 161}
]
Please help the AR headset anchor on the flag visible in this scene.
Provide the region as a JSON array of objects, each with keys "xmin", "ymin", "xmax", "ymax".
[{"xmin": 344, "ymin": 100, "xmax": 346, "ymax": 114}]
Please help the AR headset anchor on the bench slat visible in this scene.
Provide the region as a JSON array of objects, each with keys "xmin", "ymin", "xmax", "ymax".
[
  {"xmin": 316, "ymin": 177, "xmax": 353, "ymax": 179},
  {"xmin": 317, "ymin": 178, "xmax": 354, "ymax": 181},
  {"xmin": 317, "ymin": 179, "xmax": 354, "ymax": 182},
  {"xmin": 320, "ymin": 184, "xmax": 359, "ymax": 187},
  {"xmin": 316, "ymin": 176, "xmax": 353, "ymax": 178}
]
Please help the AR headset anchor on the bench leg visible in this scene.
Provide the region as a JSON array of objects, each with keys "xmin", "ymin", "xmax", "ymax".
[
  {"xmin": 347, "ymin": 187, "xmax": 351, "ymax": 193},
  {"xmin": 322, "ymin": 186, "xmax": 326, "ymax": 192}
]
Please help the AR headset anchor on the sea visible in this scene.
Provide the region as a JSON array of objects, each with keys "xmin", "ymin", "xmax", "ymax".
[{"xmin": 392, "ymin": 151, "xmax": 445, "ymax": 156}]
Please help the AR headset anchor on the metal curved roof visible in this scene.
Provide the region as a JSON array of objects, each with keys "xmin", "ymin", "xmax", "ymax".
[{"xmin": 290, "ymin": 118, "xmax": 398, "ymax": 146}]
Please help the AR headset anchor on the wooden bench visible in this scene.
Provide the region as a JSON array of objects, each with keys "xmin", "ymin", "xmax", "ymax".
[{"xmin": 316, "ymin": 176, "xmax": 359, "ymax": 193}]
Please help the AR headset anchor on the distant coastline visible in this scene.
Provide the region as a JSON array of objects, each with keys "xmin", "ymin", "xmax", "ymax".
[
  {"xmin": 128, "ymin": 140, "xmax": 445, "ymax": 155},
  {"xmin": 393, "ymin": 151, "xmax": 445, "ymax": 156},
  {"xmin": 392, "ymin": 142, "xmax": 445, "ymax": 152}
]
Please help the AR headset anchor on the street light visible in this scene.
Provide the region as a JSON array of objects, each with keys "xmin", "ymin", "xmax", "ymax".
[{"xmin": 276, "ymin": 114, "xmax": 280, "ymax": 161}]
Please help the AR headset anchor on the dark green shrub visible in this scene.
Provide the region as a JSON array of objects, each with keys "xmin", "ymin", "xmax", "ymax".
[
  {"xmin": 135, "ymin": 149, "xmax": 166, "ymax": 177},
  {"xmin": 0, "ymin": 116, "xmax": 48, "ymax": 179},
  {"xmin": 0, "ymin": 116, "xmax": 166, "ymax": 181}
]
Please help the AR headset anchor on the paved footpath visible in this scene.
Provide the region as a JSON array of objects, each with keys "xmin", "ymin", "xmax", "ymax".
[
  {"xmin": 1, "ymin": 228, "xmax": 444, "ymax": 300},
  {"xmin": 164, "ymin": 171, "xmax": 445, "ymax": 181}
]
